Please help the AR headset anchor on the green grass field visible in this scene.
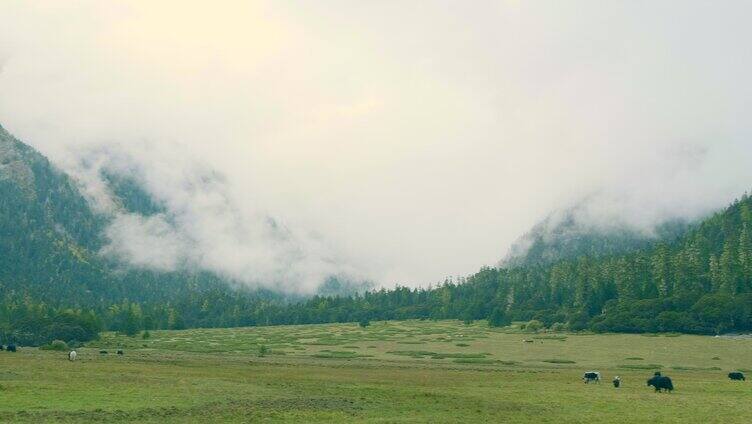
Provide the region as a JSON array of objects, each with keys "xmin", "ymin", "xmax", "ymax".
[{"xmin": 1, "ymin": 320, "xmax": 750, "ymax": 423}]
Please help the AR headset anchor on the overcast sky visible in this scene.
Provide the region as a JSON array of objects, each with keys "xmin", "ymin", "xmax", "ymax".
[{"xmin": 2, "ymin": 1, "xmax": 752, "ymax": 291}]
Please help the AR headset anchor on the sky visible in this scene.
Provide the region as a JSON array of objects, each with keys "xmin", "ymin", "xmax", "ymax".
[{"xmin": 1, "ymin": 1, "xmax": 752, "ymax": 292}]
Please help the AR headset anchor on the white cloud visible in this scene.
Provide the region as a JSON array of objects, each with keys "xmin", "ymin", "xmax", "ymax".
[{"xmin": 1, "ymin": 1, "xmax": 752, "ymax": 288}]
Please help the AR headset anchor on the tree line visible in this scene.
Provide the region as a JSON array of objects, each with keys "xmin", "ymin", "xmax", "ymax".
[
  {"xmin": 6, "ymin": 193, "xmax": 752, "ymax": 346},
  {"xmin": 2, "ymin": 126, "xmax": 751, "ymax": 343}
]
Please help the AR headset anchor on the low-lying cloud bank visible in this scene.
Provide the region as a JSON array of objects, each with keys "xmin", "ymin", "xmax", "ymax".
[
  {"xmin": 2, "ymin": 2, "xmax": 752, "ymax": 289},
  {"xmin": 70, "ymin": 144, "xmax": 364, "ymax": 293}
]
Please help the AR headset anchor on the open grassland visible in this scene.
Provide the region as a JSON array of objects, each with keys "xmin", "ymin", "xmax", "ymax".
[{"xmin": 0, "ymin": 320, "xmax": 751, "ymax": 423}]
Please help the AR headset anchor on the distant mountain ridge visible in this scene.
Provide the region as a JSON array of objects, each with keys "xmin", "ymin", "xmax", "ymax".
[
  {"xmin": 0, "ymin": 124, "xmax": 369, "ymax": 307},
  {"xmin": 263, "ymin": 190, "xmax": 752, "ymax": 336},
  {"xmin": 3, "ymin": 123, "xmax": 749, "ymax": 342},
  {"xmin": 502, "ymin": 201, "xmax": 690, "ymax": 268}
]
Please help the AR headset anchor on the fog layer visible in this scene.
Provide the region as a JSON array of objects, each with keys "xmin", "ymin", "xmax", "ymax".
[{"xmin": 2, "ymin": 1, "xmax": 752, "ymax": 290}]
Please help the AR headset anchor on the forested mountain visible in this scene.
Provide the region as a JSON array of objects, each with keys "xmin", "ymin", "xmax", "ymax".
[
  {"xmin": 0, "ymin": 124, "xmax": 243, "ymax": 304},
  {"xmin": 279, "ymin": 194, "xmax": 752, "ymax": 335},
  {"xmin": 83, "ymin": 186, "xmax": 751, "ymax": 337},
  {"xmin": 0, "ymin": 125, "xmax": 352, "ymax": 344},
  {"xmin": 502, "ymin": 202, "xmax": 689, "ymax": 267},
  {"xmin": 1, "ymin": 123, "xmax": 751, "ymax": 346}
]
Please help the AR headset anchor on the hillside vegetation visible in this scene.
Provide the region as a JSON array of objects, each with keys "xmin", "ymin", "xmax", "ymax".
[
  {"xmin": 285, "ymin": 194, "xmax": 752, "ymax": 334},
  {"xmin": 1, "ymin": 123, "xmax": 751, "ymax": 345}
]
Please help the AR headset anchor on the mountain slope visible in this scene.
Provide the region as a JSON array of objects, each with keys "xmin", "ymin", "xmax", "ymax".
[
  {"xmin": 0, "ymin": 125, "xmax": 369, "ymax": 307},
  {"xmin": 260, "ymin": 192, "xmax": 752, "ymax": 335},
  {"xmin": 0, "ymin": 124, "xmax": 111, "ymax": 303},
  {"xmin": 0, "ymin": 126, "xmax": 263, "ymax": 307},
  {"xmin": 502, "ymin": 202, "xmax": 690, "ymax": 267},
  {"xmin": 2, "ymin": 123, "xmax": 749, "ymax": 341}
]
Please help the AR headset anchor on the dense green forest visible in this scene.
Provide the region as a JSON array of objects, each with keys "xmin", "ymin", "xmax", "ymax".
[
  {"xmin": 501, "ymin": 203, "xmax": 689, "ymax": 267},
  {"xmin": 8, "ymin": 192, "xmax": 750, "ymax": 346},
  {"xmin": 1, "ymin": 124, "xmax": 751, "ymax": 345},
  {"xmin": 226, "ymin": 193, "xmax": 752, "ymax": 335},
  {"xmin": 0, "ymin": 125, "xmax": 354, "ymax": 345}
]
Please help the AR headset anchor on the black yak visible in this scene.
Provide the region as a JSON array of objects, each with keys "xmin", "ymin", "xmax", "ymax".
[
  {"xmin": 583, "ymin": 371, "xmax": 600, "ymax": 383},
  {"xmin": 647, "ymin": 375, "xmax": 673, "ymax": 392},
  {"xmin": 117, "ymin": 349, "xmax": 124, "ymax": 355},
  {"xmin": 7, "ymin": 344, "xmax": 16, "ymax": 352},
  {"xmin": 728, "ymin": 372, "xmax": 745, "ymax": 381}
]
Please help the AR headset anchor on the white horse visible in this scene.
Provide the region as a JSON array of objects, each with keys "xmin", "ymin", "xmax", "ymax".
[{"xmin": 68, "ymin": 350, "xmax": 77, "ymax": 361}]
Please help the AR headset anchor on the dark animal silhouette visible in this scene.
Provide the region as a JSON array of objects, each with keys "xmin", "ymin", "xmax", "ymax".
[
  {"xmin": 7, "ymin": 344, "xmax": 16, "ymax": 352},
  {"xmin": 99, "ymin": 350, "xmax": 108, "ymax": 354},
  {"xmin": 612, "ymin": 376, "xmax": 621, "ymax": 388},
  {"xmin": 117, "ymin": 349, "xmax": 124, "ymax": 355},
  {"xmin": 583, "ymin": 371, "xmax": 600, "ymax": 383},
  {"xmin": 647, "ymin": 375, "xmax": 674, "ymax": 392},
  {"xmin": 0, "ymin": 344, "xmax": 4, "ymax": 351},
  {"xmin": 728, "ymin": 372, "xmax": 745, "ymax": 381}
]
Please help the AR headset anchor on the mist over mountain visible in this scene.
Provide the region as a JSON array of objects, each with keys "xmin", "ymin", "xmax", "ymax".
[
  {"xmin": 0, "ymin": 122, "xmax": 373, "ymax": 344},
  {"xmin": 5, "ymin": 2, "xmax": 752, "ymax": 289},
  {"xmin": 0, "ymin": 124, "xmax": 371, "ymax": 305},
  {"xmin": 1, "ymin": 121, "xmax": 751, "ymax": 344},
  {"xmin": 502, "ymin": 198, "xmax": 691, "ymax": 268}
]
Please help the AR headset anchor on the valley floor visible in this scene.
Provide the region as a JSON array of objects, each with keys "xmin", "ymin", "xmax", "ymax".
[{"xmin": 0, "ymin": 320, "xmax": 750, "ymax": 423}]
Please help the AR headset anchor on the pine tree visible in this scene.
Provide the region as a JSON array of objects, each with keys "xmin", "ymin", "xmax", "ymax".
[
  {"xmin": 719, "ymin": 239, "xmax": 739, "ymax": 294},
  {"xmin": 487, "ymin": 307, "xmax": 510, "ymax": 328}
]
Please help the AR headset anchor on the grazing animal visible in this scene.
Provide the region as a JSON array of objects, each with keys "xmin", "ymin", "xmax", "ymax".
[
  {"xmin": 7, "ymin": 344, "xmax": 16, "ymax": 352},
  {"xmin": 523, "ymin": 339, "xmax": 534, "ymax": 343},
  {"xmin": 0, "ymin": 344, "xmax": 4, "ymax": 351},
  {"xmin": 99, "ymin": 350, "xmax": 108, "ymax": 355},
  {"xmin": 647, "ymin": 375, "xmax": 674, "ymax": 392},
  {"xmin": 583, "ymin": 371, "xmax": 601, "ymax": 384},
  {"xmin": 117, "ymin": 349, "xmax": 124, "ymax": 355},
  {"xmin": 68, "ymin": 350, "xmax": 77, "ymax": 361},
  {"xmin": 728, "ymin": 372, "xmax": 745, "ymax": 381},
  {"xmin": 612, "ymin": 376, "xmax": 621, "ymax": 388}
]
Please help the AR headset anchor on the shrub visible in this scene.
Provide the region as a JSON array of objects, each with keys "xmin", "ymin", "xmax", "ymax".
[
  {"xmin": 568, "ymin": 311, "xmax": 591, "ymax": 331},
  {"xmin": 358, "ymin": 318, "xmax": 370, "ymax": 328},
  {"xmin": 40, "ymin": 340, "xmax": 68, "ymax": 351},
  {"xmin": 487, "ymin": 307, "xmax": 511, "ymax": 328},
  {"xmin": 618, "ymin": 364, "xmax": 663, "ymax": 370},
  {"xmin": 453, "ymin": 358, "xmax": 496, "ymax": 364},
  {"xmin": 542, "ymin": 358, "xmax": 576, "ymax": 364},
  {"xmin": 142, "ymin": 330, "xmax": 151, "ymax": 339},
  {"xmin": 550, "ymin": 322, "xmax": 567, "ymax": 332},
  {"xmin": 257, "ymin": 344, "xmax": 269, "ymax": 357},
  {"xmin": 525, "ymin": 320, "xmax": 544, "ymax": 333}
]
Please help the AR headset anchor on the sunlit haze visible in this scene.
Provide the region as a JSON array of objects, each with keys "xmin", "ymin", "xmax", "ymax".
[{"xmin": 2, "ymin": 1, "xmax": 752, "ymax": 291}]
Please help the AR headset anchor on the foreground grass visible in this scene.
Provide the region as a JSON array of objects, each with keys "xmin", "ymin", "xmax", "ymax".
[{"xmin": 0, "ymin": 320, "xmax": 750, "ymax": 423}]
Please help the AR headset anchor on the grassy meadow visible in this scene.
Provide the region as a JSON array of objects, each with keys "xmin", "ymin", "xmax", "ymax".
[{"xmin": 0, "ymin": 320, "xmax": 750, "ymax": 423}]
